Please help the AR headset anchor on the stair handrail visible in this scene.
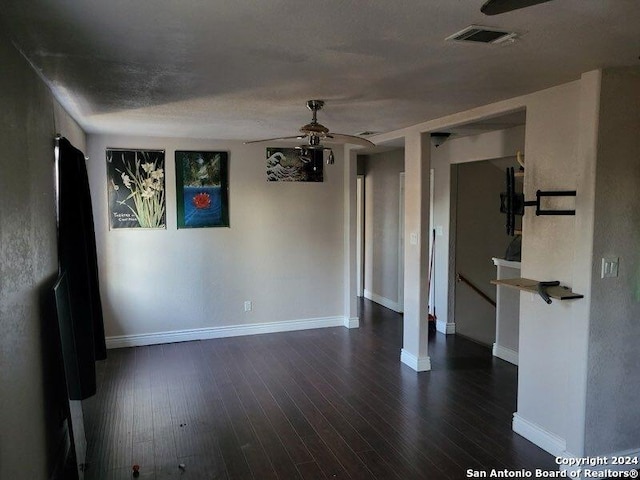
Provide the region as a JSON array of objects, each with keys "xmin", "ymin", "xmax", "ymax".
[{"xmin": 456, "ymin": 272, "xmax": 496, "ymax": 308}]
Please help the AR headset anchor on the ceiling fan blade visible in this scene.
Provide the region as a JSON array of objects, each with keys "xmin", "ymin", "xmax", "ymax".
[
  {"xmin": 481, "ymin": 0, "xmax": 553, "ymax": 15},
  {"xmin": 244, "ymin": 135, "xmax": 305, "ymax": 145},
  {"xmin": 325, "ymin": 133, "xmax": 375, "ymax": 147}
]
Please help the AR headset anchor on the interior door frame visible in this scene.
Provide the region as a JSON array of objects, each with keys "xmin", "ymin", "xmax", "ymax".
[
  {"xmin": 356, "ymin": 174, "xmax": 365, "ymax": 297},
  {"xmin": 398, "ymin": 172, "xmax": 405, "ymax": 312}
]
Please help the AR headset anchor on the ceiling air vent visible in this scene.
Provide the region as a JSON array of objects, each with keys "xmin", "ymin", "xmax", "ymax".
[{"xmin": 446, "ymin": 25, "xmax": 517, "ymax": 44}]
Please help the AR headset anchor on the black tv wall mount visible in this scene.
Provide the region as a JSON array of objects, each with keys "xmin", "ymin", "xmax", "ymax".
[{"xmin": 500, "ymin": 167, "xmax": 576, "ymax": 236}]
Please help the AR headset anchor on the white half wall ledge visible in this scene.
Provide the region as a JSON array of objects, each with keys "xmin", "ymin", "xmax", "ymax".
[
  {"xmin": 559, "ymin": 448, "xmax": 640, "ymax": 477},
  {"xmin": 106, "ymin": 316, "xmax": 349, "ymax": 349},
  {"xmin": 513, "ymin": 412, "xmax": 567, "ymax": 457},
  {"xmin": 400, "ymin": 349, "xmax": 432, "ymax": 372},
  {"xmin": 363, "ymin": 289, "xmax": 402, "ymax": 313},
  {"xmin": 492, "ymin": 343, "xmax": 519, "ymax": 366},
  {"xmin": 492, "ymin": 257, "xmax": 522, "ymax": 269}
]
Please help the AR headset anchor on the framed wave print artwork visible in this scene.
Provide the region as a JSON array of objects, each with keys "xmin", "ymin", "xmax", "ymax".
[{"xmin": 266, "ymin": 147, "xmax": 323, "ymax": 182}]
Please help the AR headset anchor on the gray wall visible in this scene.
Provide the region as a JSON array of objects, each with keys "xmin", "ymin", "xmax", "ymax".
[
  {"xmin": 0, "ymin": 35, "xmax": 86, "ymax": 479},
  {"xmin": 362, "ymin": 149, "xmax": 404, "ymax": 310},
  {"xmin": 584, "ymin": 68, "xmax": 640, "ymax": 455}
]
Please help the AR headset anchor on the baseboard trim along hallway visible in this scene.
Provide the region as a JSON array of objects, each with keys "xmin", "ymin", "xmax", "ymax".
[{"xmin": 106, "ymin": 316, "xmax": 349, "ymax": 349}]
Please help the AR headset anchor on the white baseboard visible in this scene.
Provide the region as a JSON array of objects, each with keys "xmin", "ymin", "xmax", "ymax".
[
  {"xmin": 492, "ymin": 343, "xmax": 519, "ymax": 365},
  {"xmin": 436, "ymin": 319, "xmax": 456, "ymax": 334},
  {"xmin": 106, "ymin": 316, "xmax": 347, "ymax": 349},
  {"xmin": 344, "ymin": 316, "xmax": 359, "ymax": 329},
  {"xmin": 400, "ymin": 349, "xmax": 431, "ymax": 372},
  {"xmin": 363, "ymin": 289, "xmax": 401, "ymax": 313},
  {"xmin": 560, "ymin": 447, "xmax": 640, "ymax": 477},
  {"xmin": 512, "ymin": 413, "xmax": 566, "ymax": 457}
]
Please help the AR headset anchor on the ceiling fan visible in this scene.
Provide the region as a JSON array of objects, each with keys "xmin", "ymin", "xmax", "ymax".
[
  {"xmin": 481, "ymin": 0, "xmax": 553, "ymax": 15},
  {"xmin": 245, "ymin": 100, "xmax": 375, "ymax": 165}
]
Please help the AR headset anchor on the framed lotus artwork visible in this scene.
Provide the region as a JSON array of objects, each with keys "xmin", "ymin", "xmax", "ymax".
[
  {"xmin": 107, "ymin": 148, "xmax": 166, "ymax": 229},
  {"xmin": 175, "ymin": 150, "xmax": 229, "ymax": 228}
]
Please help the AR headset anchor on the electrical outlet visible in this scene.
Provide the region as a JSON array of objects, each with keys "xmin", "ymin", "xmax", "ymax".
[
  {"xmin": 410, "ymin": 233, "xmax": 418, "ymax": 245},
  {"xmin": 601, "ymin": 257, "xmax": 619, "ymax": 278},
  {"xmin": 244, "ymin": 301, "xmax": 252, "ymax": 312}
]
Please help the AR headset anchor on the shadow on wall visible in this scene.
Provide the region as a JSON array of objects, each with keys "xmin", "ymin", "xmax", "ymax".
[{"xmin": 38, "ymin": 273, "xmax": 78, "ymax": 479}]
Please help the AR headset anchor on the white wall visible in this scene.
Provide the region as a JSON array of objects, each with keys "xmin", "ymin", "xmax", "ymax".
[
  {"xmin": 0, "ymin": 34, "xmax": 87, "ymax": 479},
  {"xmin": 400, "ymin": 132, "xmax": 432, "ymax": 371},
  {"xmin": 362, "ymin": 149, "xmax": 404, "ymax": 311},
  {"xmin": 86, "ymin": 135, "xmax": 347, "ymax": 344},
  {"xmin": 515, "ymin": 80, "xmax": 584, "ymax": 454}
]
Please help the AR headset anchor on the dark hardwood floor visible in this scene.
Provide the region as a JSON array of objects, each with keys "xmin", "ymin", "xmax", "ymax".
[{"xmin": 83, "ymin": 298, "xmax": 555, "ymax": 479}]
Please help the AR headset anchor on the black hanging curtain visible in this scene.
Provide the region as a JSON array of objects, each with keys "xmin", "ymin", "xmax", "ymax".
[{"xmin": 56, "ymin": 136, "xmax": 106, "ymax": 400}]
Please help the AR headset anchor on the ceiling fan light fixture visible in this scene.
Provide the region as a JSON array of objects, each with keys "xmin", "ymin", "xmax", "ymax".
[{"xmin": 245, "ymin": 100, "xmax": 375, "ymax": 154}]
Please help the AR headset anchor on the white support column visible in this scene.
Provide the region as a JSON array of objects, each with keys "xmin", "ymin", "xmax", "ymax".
[
  {"xmin": 343, "ymin": 147, "xmax": 359, "ymax": 328},
  {"xmin": 400, "ymin": 132, "xmax": 431, "ymax": 371}
]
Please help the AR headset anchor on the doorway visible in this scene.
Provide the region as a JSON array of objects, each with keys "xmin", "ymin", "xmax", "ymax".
[
  {"xmin": 452, "ymin": 158, "xmax": 518, "ymax": 346},
  {"xmin": 358, "ymin": 149, "xmax": 405, "ymax": 313}
]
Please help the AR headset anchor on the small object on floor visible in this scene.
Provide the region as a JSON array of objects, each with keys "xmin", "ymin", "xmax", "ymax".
[
  {"xmin": 132, "ymin": 464, "xmax": 140, "ymax": 478},
  {"xmin": 428, "ymin": 312, "xmax": 437, "ymax": 335},
  {"xmin": 178, "ymin": 463, "xmax": 186, "ymax": 471}
]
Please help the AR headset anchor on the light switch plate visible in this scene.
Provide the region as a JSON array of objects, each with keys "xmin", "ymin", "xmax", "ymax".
[
  {"xmin": 410, "ymin": 233, "xmax": 418, "ymax": 245},
  {"xmin": 601, "ymin": 257, "xmax": 619, "ymax": 278}
]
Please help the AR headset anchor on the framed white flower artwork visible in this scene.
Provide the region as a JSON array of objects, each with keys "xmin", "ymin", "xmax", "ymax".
[{"xmin": 106, "ymin": 148, "xmax": 166, "ymax": 229}]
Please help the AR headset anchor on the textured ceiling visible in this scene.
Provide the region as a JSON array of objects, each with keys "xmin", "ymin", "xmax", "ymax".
[{"xmin": 1, "ymin": 0, "xmax": 638, "ymax": 140}]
